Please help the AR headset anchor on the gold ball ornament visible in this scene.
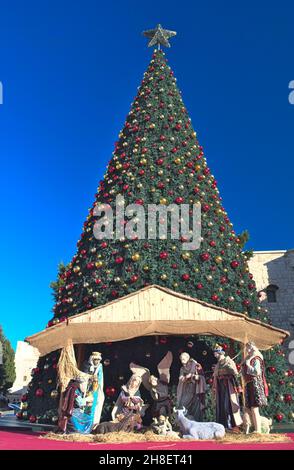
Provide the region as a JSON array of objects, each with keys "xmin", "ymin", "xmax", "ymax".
[
  {"xmin": 182, "ymin": 252, "xmax": 191, "ymax": 260},
  {"xmin": 131, "ymin": 253, "xmax": 140, "ymax": 262},
  {"xmin": 50, "ymin": 390, "xmax": 59, "ymax": 399}
]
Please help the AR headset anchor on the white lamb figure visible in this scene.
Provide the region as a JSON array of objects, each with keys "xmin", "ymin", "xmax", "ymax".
[
  {"xmin": 243, "ymin": 410, "xmax": 273, "ymax": 435},
  {"xmin": 174, "ymin": 407, "xmax": 225, "ymax": 440}
]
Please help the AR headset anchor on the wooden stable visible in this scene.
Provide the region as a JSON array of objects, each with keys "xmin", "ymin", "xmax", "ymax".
[{"xmin": 26, "ymin": 285, "xmax": 289, "ymax": 356}]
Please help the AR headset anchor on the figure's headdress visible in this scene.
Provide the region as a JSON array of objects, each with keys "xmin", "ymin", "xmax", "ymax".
[
  {"xmin": 213, "ymin": 343, "xmax": 225, "ymax": 354},
  {"xmin": 90, "ymin": 351, "xmax": 102, "ymax": 360}
]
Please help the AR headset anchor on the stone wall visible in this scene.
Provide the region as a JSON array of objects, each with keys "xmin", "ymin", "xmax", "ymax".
[{"xmin": 248, "ymin": 250, "xmax": 294, "ymax": 364}]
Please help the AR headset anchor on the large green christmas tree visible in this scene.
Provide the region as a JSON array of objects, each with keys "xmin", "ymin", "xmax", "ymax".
[{"xmin": 25, "ymin": 27, "xmax": 293, "ymax": 426}]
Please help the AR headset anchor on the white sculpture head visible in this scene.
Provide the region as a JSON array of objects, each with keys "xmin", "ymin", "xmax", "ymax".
[{"xmin": 179, "ymin": 352, "xmax": 190, "ymax": 365}]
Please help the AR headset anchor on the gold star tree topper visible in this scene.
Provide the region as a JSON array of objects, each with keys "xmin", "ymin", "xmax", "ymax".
[{"xmin": 142, "ymin": 24, "xmax": 177, "ymax": 48}]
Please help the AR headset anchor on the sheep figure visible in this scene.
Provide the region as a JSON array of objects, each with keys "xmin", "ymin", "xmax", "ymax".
[{"xmin": 174, "ymin": 407, "xmax": 225, "ymax": 440}]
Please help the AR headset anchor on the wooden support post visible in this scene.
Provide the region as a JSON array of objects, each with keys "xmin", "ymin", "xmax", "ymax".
[{"xmin": 76, "ymin": 343, "xmax": 86, "ymax": 369}]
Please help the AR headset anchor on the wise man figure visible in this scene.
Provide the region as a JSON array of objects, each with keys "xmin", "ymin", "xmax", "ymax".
[
  {"xmin": 212, "ymin": 344, "xmax": 243, "ymax": 431},
  {"xmin": 241, "ymin": 341, "xmax": 268, "ymax": 433},
  {"xmin": 177, "ymin": 352, "xmax": 207, "ymax": 421},
  {"xmin": 82, "ymin": 351, "xmax": 105, "ymax": 425}
]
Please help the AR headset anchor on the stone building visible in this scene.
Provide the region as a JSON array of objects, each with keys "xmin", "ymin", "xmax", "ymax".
[
  {"xmin": 9, "ymin": 341, "xmax": 39, "ymax": 400},
  {"xmin": 248, "ymin": 249, "xmax": 294, "ymax": 364}
]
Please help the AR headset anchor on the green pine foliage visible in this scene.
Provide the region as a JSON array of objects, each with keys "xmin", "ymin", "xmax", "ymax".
[
  {"xmin": 26, "ymin": 49, "xmax": 293, "ymax": 425},
  {"xmin": 0, "ymin": 325, "xmax": 16, "ymax": 393},
  {"xmin": 49, "ymin": 50, "xmax": 261, "ymax": 321}
]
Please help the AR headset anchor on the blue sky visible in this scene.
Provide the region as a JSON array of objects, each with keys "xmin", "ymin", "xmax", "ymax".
[{"xmin": 0, "ymin": 0, "xmax": 293, "ymax": 348}]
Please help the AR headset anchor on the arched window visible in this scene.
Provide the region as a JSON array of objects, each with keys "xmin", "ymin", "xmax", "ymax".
[{"xmin": 266, "ymin": 284, "xmax": 279, "ymax": 303}]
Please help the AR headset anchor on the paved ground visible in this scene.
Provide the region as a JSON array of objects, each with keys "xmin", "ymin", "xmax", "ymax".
[{"xmin": 1, "ymin": 429, "xmax": 294, "ymax": 450}]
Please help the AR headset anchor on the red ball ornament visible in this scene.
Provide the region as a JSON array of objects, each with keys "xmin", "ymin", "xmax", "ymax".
[
  {"xmin": 202, "ymin": 204, "xmax": 210, "ymax": 213},
  {"xmin": 159, "ymin": 337, "xmax": 168, "ymax": 345},
  {"xmin": 175, "ymin": 196, "xmax": 184, "ymax": 204},
  {"xmin": 275, "ymin": 413, "xmax": 284, "ymax": 422},
  {"xmin": 35, "ymin": 388, "xmax": 44, "ymax": 398},
  {"xmin": 181, "ymin": 273, "xmax": 190, "ymax": 281},
  {"xmin": 196, "ymin": 283, "xmax": 204, "ymax": 290},
  {"xmin": 29, "ymin": 415, "xmax": 37, "ymax": 423},
  {"xmin": 268, "ymin": 366, "xmax": 276, "ymax": 373},
  {"xmin": 230, "ymin": 260, "xmax": 240, "ymax": 269},
  {"xmin": 211, "ymin": 294, "xmax": 219, "ymax": 301},
  {"xmin": 284, "ymin": 394, "xmax": 292, "ymax": 403},
  {"xmin": 105, "ymin": 386, "xmax": 116, "ymax": 397},
  {"xmin": 159, "ymin": 251, "xmax": 168, "ymax": 260},
  {"xmin": 130, "ymin": 274, "xmax": 139, "ymax": 283},
  {"xmin": 115, "ymin": 256, "xmax": 124, "ymax": 264},
  {"xmin": 200, "ymin": 252, "xmax": 210, "ymax": 262}
]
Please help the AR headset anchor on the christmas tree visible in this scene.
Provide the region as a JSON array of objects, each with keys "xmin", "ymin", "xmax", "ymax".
[{"xmin": 25, "ymin": 26, "xmax": 293, "ymax": 426}]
